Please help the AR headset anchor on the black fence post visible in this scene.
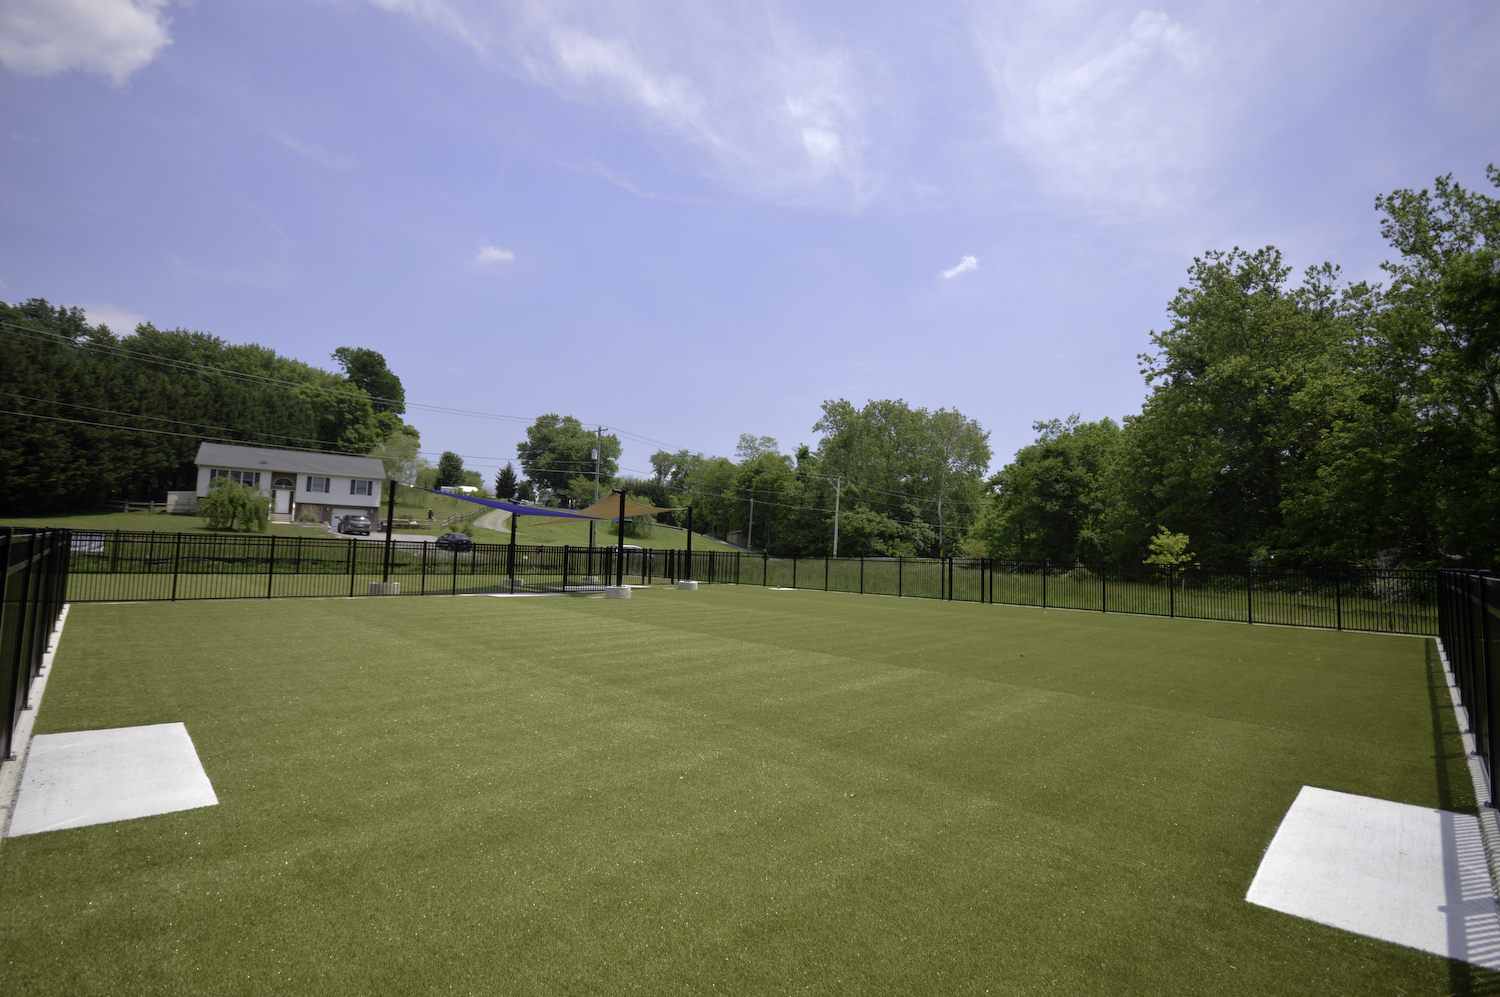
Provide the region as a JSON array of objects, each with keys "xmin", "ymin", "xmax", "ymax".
[
  {"xmin": 899, "ymin": 557, "xmax": 903, "ymax": 598},
  {"xmin": 171, "ymin": 533, "xmax": 182, "ymax": 602},
  {"xmin": 1247, "ymin": 568, "xmax": 1254, "ymax": 625},
  {"xmin": 1101, "ymin": 564, "xmax": 1107, "ymax": 613},
  {"xmin": 348, "ymin": 540, "xmax": 357, "ymax": 598},
  {"xmin": 1168, "ymin": 565, "xmax": 1174, "ymax": 618},
  {"xmin": 763, "ymin": 553, "xmax": 768, "ymax": 587},
  {"xmin": 563, "ymin": 545, "xmax": 570, "ymax": 592},
  {"xmin": 1335, "ymin": 569, "xmax": 1342, "ymax": 631},
  {"xmin": 792, "ymin": 556, "xmax": 797, "ymax": 590},
  {"xmin": 266, "ymin": 536, "xmax": 276, "ymax": 599},
  {"xmin": 859, "ymin": 556, "xmax": 864, "ymax": 595},
  {"xmin": 825, "ymin": 556, "xmax": 829, "ymax": 591},
  {"xmin": 1042, "ymin": 560, "xmax": 1048, "ymax": 608}
]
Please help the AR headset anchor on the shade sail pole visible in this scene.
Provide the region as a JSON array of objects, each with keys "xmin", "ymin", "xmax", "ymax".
[
  {"xmin": 685, "ymin": 507, "xmax": 692, "ymax": 581},
  {"xmin": 615, "ymin": 489, "xmax": 626, "ymax": 588},
  {"xmin": 381, "ymin": 480, "xmax": 396, "ymax": 583}
]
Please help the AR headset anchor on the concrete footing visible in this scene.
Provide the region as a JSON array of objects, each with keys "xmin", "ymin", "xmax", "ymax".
[
  {"xmin": 604, "ymin": 586, "xmax": 632, "ymax": 599},
  {"xmin": 677, "ymin": 580, "xmax": 699, "ymax": 590},
  {"xmin": 368, "ymin": 582, "xmax": 400, "ymax": 595}
]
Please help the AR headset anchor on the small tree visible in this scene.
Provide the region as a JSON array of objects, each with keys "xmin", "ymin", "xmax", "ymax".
[
  {"xmin": 198, "ymin": 478, "xmax": 269, "ymax": 532},
  {"xmin": 494, "ymin": 463, "xmax": 518, "ymax": 500},
  {"xmin": 435, "ymin": 451, "xmax": 465, "ymax": 488},
  {"xmin": 1143, "ymin": 526, "xmax": 1196, "ymax": 567}
]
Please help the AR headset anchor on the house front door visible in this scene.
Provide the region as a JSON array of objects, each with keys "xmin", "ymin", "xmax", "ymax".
[{"xmin": 274, "ymin": 489, "xmax": 291, "ymax": 514}]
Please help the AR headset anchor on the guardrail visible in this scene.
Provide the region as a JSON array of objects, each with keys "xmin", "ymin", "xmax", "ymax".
[{"xmin": 3, "ymin": 528, "xmax": 71, "ymax": 763}]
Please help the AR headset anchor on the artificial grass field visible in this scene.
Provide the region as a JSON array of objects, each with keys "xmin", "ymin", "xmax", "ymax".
[{"xmin": 0, "ymin": 587, "xmax": 1489, "ymax": 995}]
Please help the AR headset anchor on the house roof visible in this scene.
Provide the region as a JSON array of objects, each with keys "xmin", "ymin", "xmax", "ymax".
[{"xmin": 195, "ymin": 443, "xmax": 387, "ymax": 479}]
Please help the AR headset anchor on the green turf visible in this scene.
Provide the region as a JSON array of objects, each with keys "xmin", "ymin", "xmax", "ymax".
[{"xmin": 0, "ymin": 588, "xmax": 1486, "ymax": 995}]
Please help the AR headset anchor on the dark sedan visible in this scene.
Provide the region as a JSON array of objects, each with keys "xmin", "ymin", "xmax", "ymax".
[
  {"xmin": 435, "ymin": 532, "xmax": 473, "ymax": 550},
  {"xmin": 338, "ymin": 515, "xmax": 372, "ymax": 535}
]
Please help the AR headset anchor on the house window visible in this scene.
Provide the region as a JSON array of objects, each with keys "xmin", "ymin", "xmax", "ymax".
[
  {"xmin": 273, "ymin": 477, "xmax": 294, "ymax": 489},
  {"xmin": 210, "ymin": 469, "xmax": 260, "ymax": 487},
  {"xmin": 306, "ymin": 476, "xmax": 331, "ymax": 493},
  {"xmin": 350, "ymin": 480, "xmax": 373, "ymax": 496}
]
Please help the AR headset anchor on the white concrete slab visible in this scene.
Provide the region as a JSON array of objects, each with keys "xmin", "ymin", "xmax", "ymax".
[
  {"xmin": 7, "ymin": 723, "xmax": 217, "ymax": 837},
  {"xmin": 1247, "ymin": 786, "xmax": 1500, "ymax": 968}
]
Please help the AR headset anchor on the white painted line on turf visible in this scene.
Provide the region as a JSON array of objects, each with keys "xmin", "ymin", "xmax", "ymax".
[
  {"xmin": 0, "ymin": 603, "xmax": 71, "ymax": 842},
  {"xmin": 1247, "ymin": 786, "xmax": 1500, "ymax": 968},
  {"xmin": 7, "ymin": 722, "xmax": 218, "ymax": 837}
]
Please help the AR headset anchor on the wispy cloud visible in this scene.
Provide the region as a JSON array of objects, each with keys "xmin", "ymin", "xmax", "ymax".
[
  {"xmin": 81, "ymin": 302, "xmax": 149, "ymax": 332},
  {"xmin": 475, "ymin": 245, "xmax": 516, "ymax": 264},
  {"xmin": 0, "ymin": 0, "xmax": 172, "ymax": 86},
  {"xmin": 365, "ymin": 1, "xmax": 887, "ymax": 209},
  {"xmin": 273, "ymin": 133, "xmax": 357, "ymax": 172},
  {"xmin": 942, "ymin": 255, "xmax": 978, "ymax": 279},
  {"xmin": 975, "ymin": 4, "xmax": 1216, "ymax": 214}
]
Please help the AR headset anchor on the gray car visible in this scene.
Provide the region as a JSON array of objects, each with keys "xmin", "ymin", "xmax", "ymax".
[{"xmin": 338, "ymin": 515, "xmax": 372, "ymax": 535}]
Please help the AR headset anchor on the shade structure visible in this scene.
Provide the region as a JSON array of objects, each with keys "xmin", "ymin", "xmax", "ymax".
[
  {"xmin": 562, "ymin": 495, "xmax": 680, "ymax": 521},
  {"xmin": 413, "ymin": 487, "xmax": 600, "ymax": 520}
]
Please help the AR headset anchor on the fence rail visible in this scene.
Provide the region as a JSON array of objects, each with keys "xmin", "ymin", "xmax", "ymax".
[
  {"xmin": 1438, "ymin": 570, "xmax": 1499, "ymax": 802},
  {"xmin": 3, "ymin": 528, "xmax": 71, "ymax": 764},
  {"xmin": 59, "ymin": 530, "xmax": 1442, "ymax": 636}
]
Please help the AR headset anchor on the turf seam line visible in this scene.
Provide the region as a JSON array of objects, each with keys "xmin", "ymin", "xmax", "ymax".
[
  {"xmin": 1436, "ymin": 635, "xmax": 1500, "ymax": 903},
  {"xmin": 0, "ymin": 602, "xmax": 70, "ymax": 845}
]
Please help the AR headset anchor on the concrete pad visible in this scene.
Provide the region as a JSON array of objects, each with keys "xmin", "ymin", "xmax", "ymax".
[
  {"xmin": 605, "ymin": 586, "xmax": 631, "ymax": 599},
  {"xmin": 677, "ymin": 580, "xmax": 698, "ymax": 590},
  {"xmin": 1246, "ymin": 786, "xmax": 1500, "ymax": 969},
  {"xmin": 7, "ymin": 723, "xmax": 217, "ymax": 837}
]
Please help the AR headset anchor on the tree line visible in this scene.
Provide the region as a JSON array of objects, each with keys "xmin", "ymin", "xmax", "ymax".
[
  {"xmin": 503, "ymin": 166, "xmax": 1495, "ymax": 569},
  {"xmin": 971, "ymin": 166, "xmax": 1498, "ymax": 569},
  {"xmin": 0, "ymin": 300, "xmax": 416, "ymax": 514}
]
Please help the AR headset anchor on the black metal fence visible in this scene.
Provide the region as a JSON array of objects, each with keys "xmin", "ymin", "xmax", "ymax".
[
  {"xmin": 61, "ymin": 530, "xmax": 1441, "ymax": 636},
  {"xmin": 1438, "ymin": 570, "xmax": 1499, "ymax": 801},
  {"xmin": 3, "ymin": 528, "xmax": 71, "ymax": 763},
  {"xmin": 63, "ymin": 531, "xmax": 743, "ymax": 602}
]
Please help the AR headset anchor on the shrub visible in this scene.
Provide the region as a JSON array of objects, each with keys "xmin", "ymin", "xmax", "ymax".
[{"xmin": 199, "ymin": 478, "xmax": 270, "ymax": 532}]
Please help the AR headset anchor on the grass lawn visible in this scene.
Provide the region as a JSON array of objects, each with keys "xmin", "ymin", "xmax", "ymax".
[
  {"xmin": 0, "ymin": 588, "xmax": 1485, "ymax": 995},
  {"xmin": 0, "ymin": 511, "xmax": 338, "ymax": 539}
]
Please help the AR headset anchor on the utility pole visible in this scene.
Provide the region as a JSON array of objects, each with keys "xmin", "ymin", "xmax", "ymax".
[
  {"xmin": 832, "ymin": 475, "xmax": 841, "ymax": 557},
  {"xmin": 590, "ymin": 427, "xmax": 601, "ymax": 550}
]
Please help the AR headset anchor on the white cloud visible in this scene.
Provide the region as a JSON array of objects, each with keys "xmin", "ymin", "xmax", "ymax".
[
  {"xmin": 475, "ymin": 245, "xmax": 516, "ymax": 264},
  {"xmin": 0, "ymin": 0, "xmax": 172, "ymax": 86},
  {"xmin": 975, "ymin": 4, "xmax": 1220, "ymax": 213},
  {"xmin": 365, "ymin": 1, "xmax": 886, "ymax": 209},
  {"xmin": 81, "ymin": 302, "xmax": 148, "ymax": 332},
  {"xmin": 942, "ymin": 255, "xmax": 978, "ymax": 279}
]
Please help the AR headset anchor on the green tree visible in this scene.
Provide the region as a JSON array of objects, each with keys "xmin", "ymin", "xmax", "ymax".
[
  {"xmin": 369, "ymin": 431, "xmax": 426, "ymax": 484},
  {"xmin": 331, "ymin": 346, "xmax": 406, "ymax": 414},
  {"xmin": 972, "ymin": 415, "xmax": 1120, "ymax": 562},
  {"xmin": 517, "ymin": 415, "xmax": 619, "ymax": 498},
  {"xmin": 435, "ymin": 451, "xmax": 465, "ymax": 488},
  {"xmin": 197, "ymin": 477, "xmax": 269, "ymax": 532},
  {"xmin": 494, "ymin": 463, "xmax": 518, "ymax": 500},
  {"xmin": 1142, "ymin": 527, "xmax": 1196, "ymax": 566}
]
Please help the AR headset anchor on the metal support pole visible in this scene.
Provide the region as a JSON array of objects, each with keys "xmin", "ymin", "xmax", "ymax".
[
  {"xmin": 1247, "ymin": 568, "xmax": 1254, "ymax": 625},
  {"xmin": 1168, "ymin": 566, "xmax": 1174, "ymax": 618},
  {"xmin": 266, "ymin": 535, "xmax": 276, "ymax": 599},
  {"xmin": 381, "ymin": 480, "xmax": 397, "ymax": 583},
  {"xmin": 508, "ymin": 506, "xmax": 517, "ymax": 594},
  {"xmin": 615, "ymin": 489, "xmax": 626, "ymax": 588},
  {"xmin": 899, "ymin": 557, "xmax": 903, "ymax": 598},
  {"xmin": 171, "ymin": 533, "xmax": 181, "ymax": 602},
  {"xmin": 1335, "ymin": 569, "xmax": 1342, "ymax": 631}
]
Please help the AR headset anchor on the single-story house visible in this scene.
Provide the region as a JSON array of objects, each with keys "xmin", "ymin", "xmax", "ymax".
[{"xmin": 193, "ymin": 443, "xmax": 387, "ymax": 525}]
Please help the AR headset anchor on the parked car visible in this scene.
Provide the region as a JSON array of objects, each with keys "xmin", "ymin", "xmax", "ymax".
[
  {"xmin": 436, "ymin": 532, "xmax": 473, "ymax": 551},
  {"xmin": 338, "ymin": 515, "xmax": 372, "ymax": 536}
]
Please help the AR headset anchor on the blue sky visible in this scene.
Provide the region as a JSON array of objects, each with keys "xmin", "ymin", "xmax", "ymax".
[{"xmin": 3, "ymin": 0, "xmax": 1497, "ymax": 482}]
